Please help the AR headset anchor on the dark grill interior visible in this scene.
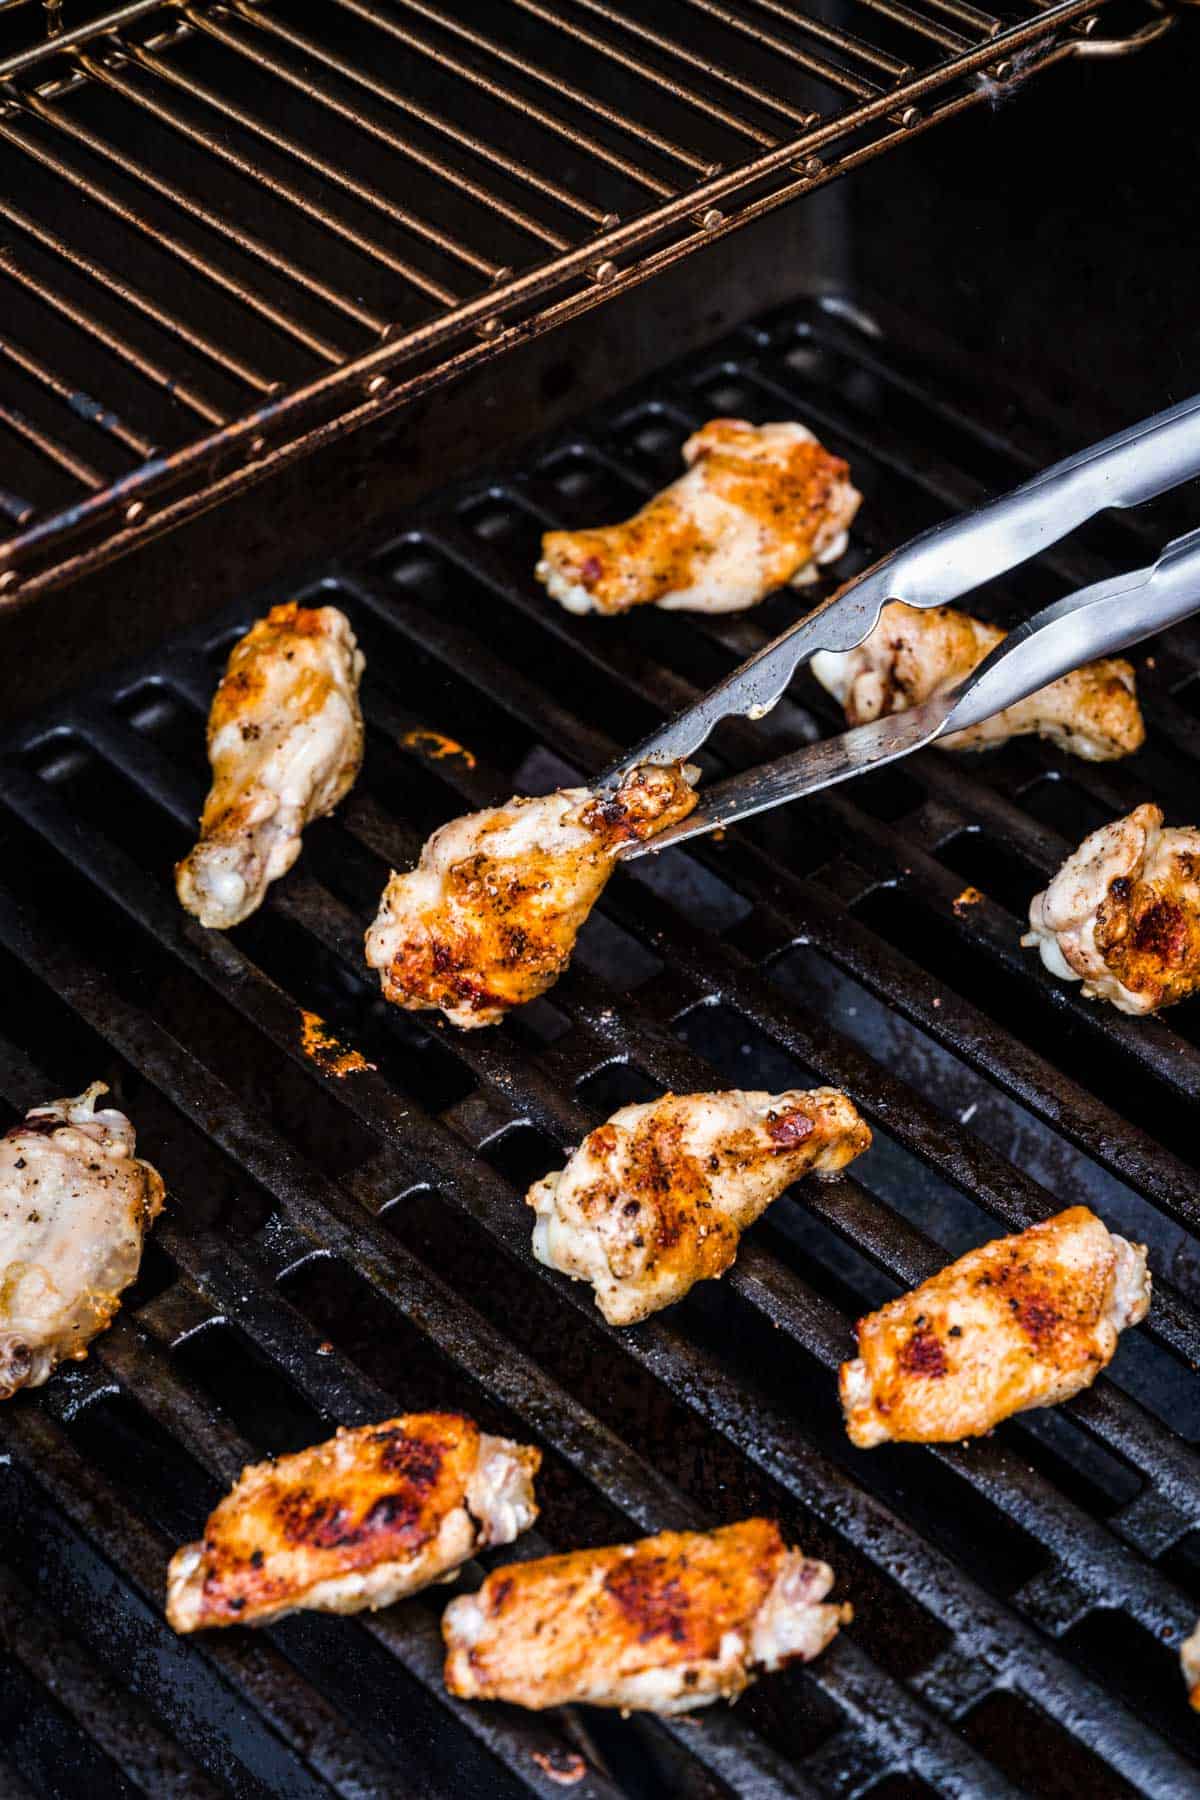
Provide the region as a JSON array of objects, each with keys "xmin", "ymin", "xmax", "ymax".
[{"xmin": 3, "ymin": 296, "xmax": 1200, "ymax": 1797}]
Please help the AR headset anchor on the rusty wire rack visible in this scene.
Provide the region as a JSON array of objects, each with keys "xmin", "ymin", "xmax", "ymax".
[{"xmin": 0, "ymin": 0, "xmax": 1178, "ymax": 600}]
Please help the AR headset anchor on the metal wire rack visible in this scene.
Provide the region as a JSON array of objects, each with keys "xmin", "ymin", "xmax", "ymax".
[
  {"xmin": 2, "ymin": 294, "xmax": 1200, "ymax": 1797},
  {"xmin": 0, "ymin": 0, "xmax": 1177, "ymax": 600}
]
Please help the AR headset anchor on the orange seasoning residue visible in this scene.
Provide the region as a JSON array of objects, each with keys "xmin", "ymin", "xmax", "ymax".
[
  {"xmin": 401, "ymin": 728, "xmax": 477, "ymax": 770},
  {"xmin": 530, "ymin": 1750, "xmax": 586, "ymax": 1787},
  {"xmin": 953, "ymin": 886, "xmax": 984, "ymax": 916},
  {"xmin": 299, "ymin": 1010, "xmax": 376, "ymax": 1079}
]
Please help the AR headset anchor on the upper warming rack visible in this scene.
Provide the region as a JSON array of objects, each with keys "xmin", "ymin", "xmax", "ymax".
[{"xmin": 0, "ymin": 0, "xmax": 1175, "ymax": 596}]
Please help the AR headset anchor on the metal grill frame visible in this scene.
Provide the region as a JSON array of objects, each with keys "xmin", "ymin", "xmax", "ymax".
[
  {"xmin": 0, "ymin": 0, "xmax": 1177, "ymax": 602},
  {"xmin": 2, "ymin": 295, "xmax": 1200, "ymax": 1797}
]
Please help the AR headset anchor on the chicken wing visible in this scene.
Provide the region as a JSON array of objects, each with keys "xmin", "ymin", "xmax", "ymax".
[
  {"xmin": 529, "ymin": 1087, "xmax": 870, "ymax": 1324},
  {"xmin": 811, "ymin": 601, "xmax": 1144, "ymax": 760},
  {"xmin": 536, "ymin": 419, "xmax": 860, "ymax": 616},
  {"xmin": 166, "ymin": 1412, "xmax": 540, "ymax": 1632},
  {"xmin": 442, "ymin": 1517, "xmax": 849, "ymax": 1714},
  {"xmin": 840, "ymin": 1206, "xmax": 1150, "ymax": 1447},
  {"xmin": 0, "ymin": 1083, "xmax": 164, "ymax": 1400},
  {"xmin": 1022, "ymin": 803, "xmax": 1200, "ymax": 1015},
  {"xmin": 364, "ymin": 762, "xmax": 697, "ymax": 1028},
  {"xmin": 1181, "ymin": 1619, "xmax": 1200, "ymax": 1710},
  {"xmin": 176, "ymin": 602, "xmax": 365, "ymax": 930}
]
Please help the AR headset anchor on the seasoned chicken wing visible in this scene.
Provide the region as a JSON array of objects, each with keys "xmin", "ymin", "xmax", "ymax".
[
  {"xmin": 840, "ymin": 1206, "xmax": 1150, "ymax": 1447},
  {"xmin": 0, "ymin": 1083, "xmax": 164, "ymax": 1400},
  {"xmin": 364, "ymin": 762, "xmax": 697, "ymax": 1028},
  {"xmin": 443, "ymin": 1518, "xmax": 849, "ymax": 1714},
  {"xmin": 1022, "ymin": 803, "xmax": 1200, "ymax": 1015},
  {"xmin": 811, "ymin": 601, "xmax": 1144, "ymax": 760},
  {"xmin": 529, "ymin": 1087, "xmax": 870, "ymax": 1324},
  {"xmin": 166, "ymin": 1412, "xmax": 540, "ymax": 1632},
  {"xmin": 176, "ymin": 602, "xmax": 365, "ymax": 929},
  {"xmin": 536, "ymin": 419, "xmax": 860, "ymax": 616},
  {"xmin": 1181, "ymin": 1619, "xmax": 1200, "ymax": 1710}
]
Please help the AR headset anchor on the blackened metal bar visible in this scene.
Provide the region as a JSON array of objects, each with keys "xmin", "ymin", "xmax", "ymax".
[
  {"xmin": 0, "ymin": 398, "xmax": 104, "ymax": 487},
  {"xmin": 702, "ymin": 0, "xmax": 914, "ymax": 74},
  {"xmin": 0, "ymin": 331, "xmax": 154, "ymax": 457},
  {"xmin": 680, "ymin": 0, "xmax": 881, "ymax": 99}
]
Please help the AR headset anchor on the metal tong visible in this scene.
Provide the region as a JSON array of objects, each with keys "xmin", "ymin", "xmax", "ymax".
[{"xmin": 604, "ymin": 392, "xmax": 1200, "ymax": 859}]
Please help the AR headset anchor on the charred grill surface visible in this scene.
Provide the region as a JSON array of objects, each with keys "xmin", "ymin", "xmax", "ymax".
[{"xmin": 2, "ymin": 300, "xmax": 1200, "ymax": 1797}]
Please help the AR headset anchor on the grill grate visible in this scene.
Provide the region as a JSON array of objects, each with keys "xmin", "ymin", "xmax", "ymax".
[
  {"xmin": 3, "ymin": 297, "xmax": 1200, "ymax": 1796},
  {"xmin": 0, "ymin": 0, "xmax": 1174, "ymax": 599}
]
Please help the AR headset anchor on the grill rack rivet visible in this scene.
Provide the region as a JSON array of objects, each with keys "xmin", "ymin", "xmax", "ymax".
[
  {"xmin": 365, "ymin": 374, "xmax": 389, "ymax": 397},
  {"xmin": 248, "ymin": 435, "xmax": 266, "ymax": 457},
  {"xmin": 590, "ymin": 260, "xmax": 618, "ymax": 284},
  {"xmin": 0, "ymin": 569, "xmax": 20, "ymax": 591},
  {"xmin": 476, "ymin": 316, "xmax": 503, "ymax": 338},
  {"xmin": 124, "ymin": 501, "xmax": 144, "ymax": 525},
  {"xmin": 700, "ymin": 208, "xmax": 724, "ymax": 230}
]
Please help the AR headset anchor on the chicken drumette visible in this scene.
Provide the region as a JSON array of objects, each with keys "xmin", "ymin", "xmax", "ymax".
[
  {"xmin": 167, "ymin": 1412, "xmax": 540, "ymax": 1632},
  {"xmin": 537, "ymin": 419, "xmax": 860, "ymax": 616},
  {"xmin": 529, "ymin": 1088, "xmax": 870, "ymax": 1324},
  {"xmin": 176, "ymin": 602, "xmax": 365, "ymax": 930},
  {"xmin": 443, "ymin": 1518, "xmax": 849, "ymax": 1714},
  {"xmin": 1181, "ymin": 1619, "xmax": 1200, "ymax": 1710},
  {"xmin": 364, "ymin": 763, "xmax": 697, "ymax": 1028},
  {"xmin": 811, "ymin": 601, "xmax": 1144, "ymax": 761},
  {"xmin": 1023, "ymin": 802, "xmax": 1200, "ymax": 1015},
  {"xmin": 0, "ymin": 1084, "xmax": 164, "ymax": 1400},
  {"xmin": 840, "ymin": 1206, "xmax": 1150, "ymax": 1447}
]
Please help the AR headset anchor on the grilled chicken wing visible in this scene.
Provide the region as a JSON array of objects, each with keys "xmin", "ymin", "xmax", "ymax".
[
  {"xmin": 443, "ymin": 1518, "xmax": 849, "ymax": 1714},
  {"xmin": 166, "ymin": 1412, "xmax": 540, "ymax": 1632},
  {"xmin": 840, "ymin": 1206, "xmax": 1150, "ymax": 1447},
  {"xmin": 811, "ymin": 601, "xmax": 1144, "ymax": 760},
  {"xmin": 1182, "ymin": 1620, "xmax": 1200, "ymax": 1710},
  {"xmin": 176, "ymin": 602, "xmax": 365, "ymax": 929},
  {"xmin": 1023, "ymin": 803, "xmax": 1200, "ymax": 1015},
  {"xmin": 529, "ymin": 1088, "xmax": 870, "ymax": 1324},
  {"xmin": 364, "ymin": 763, "xmax": 697, "ymax": 1028},
  {"xmin": 0, "ymin": 1084, "xmax": 164, "ymax": 1400},
  {"xmin": 536, "ymin": 419, "xmax": 860, "ymax": 616}
]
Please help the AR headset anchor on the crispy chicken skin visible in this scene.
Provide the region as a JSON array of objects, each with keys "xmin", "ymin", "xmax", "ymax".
[
  {"xmin": 529, "ymin": 1088, "xmax": 871, "ymax": 1325},
  {"xmin": 0, "ymin": 1084, "xmax": 164, "ymax": 1400},
  {"xmin": 1022, "ymin": 803, "xmax": 1200, "ymax": 1015},
  {"xmin": 442, "ymin": 1518, "xmax": 849, "ymax": 1714},
  {"xmin": 1181, "ymin": 1619, "xmax": 1200, "ymax": 1710},
  {"xmin": 364, "ymin": 763, "xmax": 697, "ymax": 1028},
  {"xmin": 176, "ymin": 602, "xmax": 365, "ymax": 930},
  {"xmin": 840, "ymin": 1207, "xmax": 1150, "ymax": 1448},
  {"xmin": 166, "ymin": 1413, "xmax": 540, "ymax": 1633},
  {"xmin": 536, "ymin": 419, "xmax": 860, "ymax": 616},
  {"xmin": 811, "ymin": 601, "xmax": 1144, "ymax": 761}
]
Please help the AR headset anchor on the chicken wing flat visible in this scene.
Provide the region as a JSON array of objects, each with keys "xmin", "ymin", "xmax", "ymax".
[
  {"xmin": 364, "ymin": 762, "xmax": 697, "ymax": 1028},
  {"xmin": 1181, "ymin": 1619, "xmax": 1200, "ymax": 1710},
  {"xmin": 443, "ymin": 1517, "xmax": 849, "ymax": 1714},
  {"xmin": 811, "ymin": 601, "xmax": 1144, "ymax": 760},
  {"xmin": 0, "ymin": 1083, "xmax": 164, "ymax": 1400},
  {"xmin": 536, "ymin": 419, "xmax": 860, "ymax": 617},
  {"xmin": 1023, "ymin": 802, "xmax": 1200, "ymax": 1015},
  {"xmin": 176, "ymin": 602, "xmax": 365, "ymax": 930},
  {"xmin": 840, "ymin": 1206, "xmax": 1149, "ymax": 1447},
  {"xmin": 166, "ymin": 1412, "xmax": 540, "ymax": 1632},
  {"xmin": 529, "ymin": 1088, "xmax": 870, "ymax": 1324}
]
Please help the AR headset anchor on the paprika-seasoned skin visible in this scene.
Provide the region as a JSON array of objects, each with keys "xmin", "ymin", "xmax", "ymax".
[
  {"xmin": 364, "ymin": 763, "xmax": 697, "ymax": 1029},
  {"xmin": 176, "ymin": 602, "xmax": 365, "ymax": 929},
  {"xmin": 166, "ymin": 1413, "xmax": 540, "ymax": 1632},
  {"xmin": 812, "ymin": 601, "xmax": 1144, "ymax": 761},
  {"xmin": 840, "ymin": 1207, "xmax": 1150, "ymax": 1447},
  {"xmin": 1023, "ymin": 803, "xmax": 1200, "ymax": 1015},
  {"xmin": 528, "ymin": 1088, "xmax": 870, "ymax": 1324},
  {"xmin": 442, "ymin": 1518, "xmax": 850, "ymax": 1714},
  {"xmin": 536, "ymin": 419, "xmax": 860, "ymax": 616}
]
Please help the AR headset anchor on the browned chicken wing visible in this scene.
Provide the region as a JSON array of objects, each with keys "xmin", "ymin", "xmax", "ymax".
[
  {"xmin": 840, "ymin": 1207, "xmax": 1150, "ymax": 1447},
  {"xmin": 537, "ymin": 419, "xmax": 860, "ymax": 616},
  {"xmin": 529, "ymin": 1088, "xmax": 870, "ymax": 1324},
  {"xmin": 811, "ymin": 601, "xmax": 1144, "ymax": 760},
  {"xmin": 363, "ymin": 763, "xmax": 697, "ymax": 1028},
  {"xmin": 166, "ymin": 1412, "xmax": 540, "ymax": 1632},
  {"xmin": 1, "ymin": 1084, "xmax": 164, "ymax": 1400},
  {"xmin": 442, "ymin": 1518, "xmax": 849, "ymax": 1714},
  {"xmin": 1023, "ymin": 802, "xmax": 1200, "ymax": 1015},
  {"xmin": 176, "ymin": 602, "xmax": 365, "ymax": 929},
  {"xmin": 1182, "ymin": 1619, "xmax": 1200, "ymax": 1710}
]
